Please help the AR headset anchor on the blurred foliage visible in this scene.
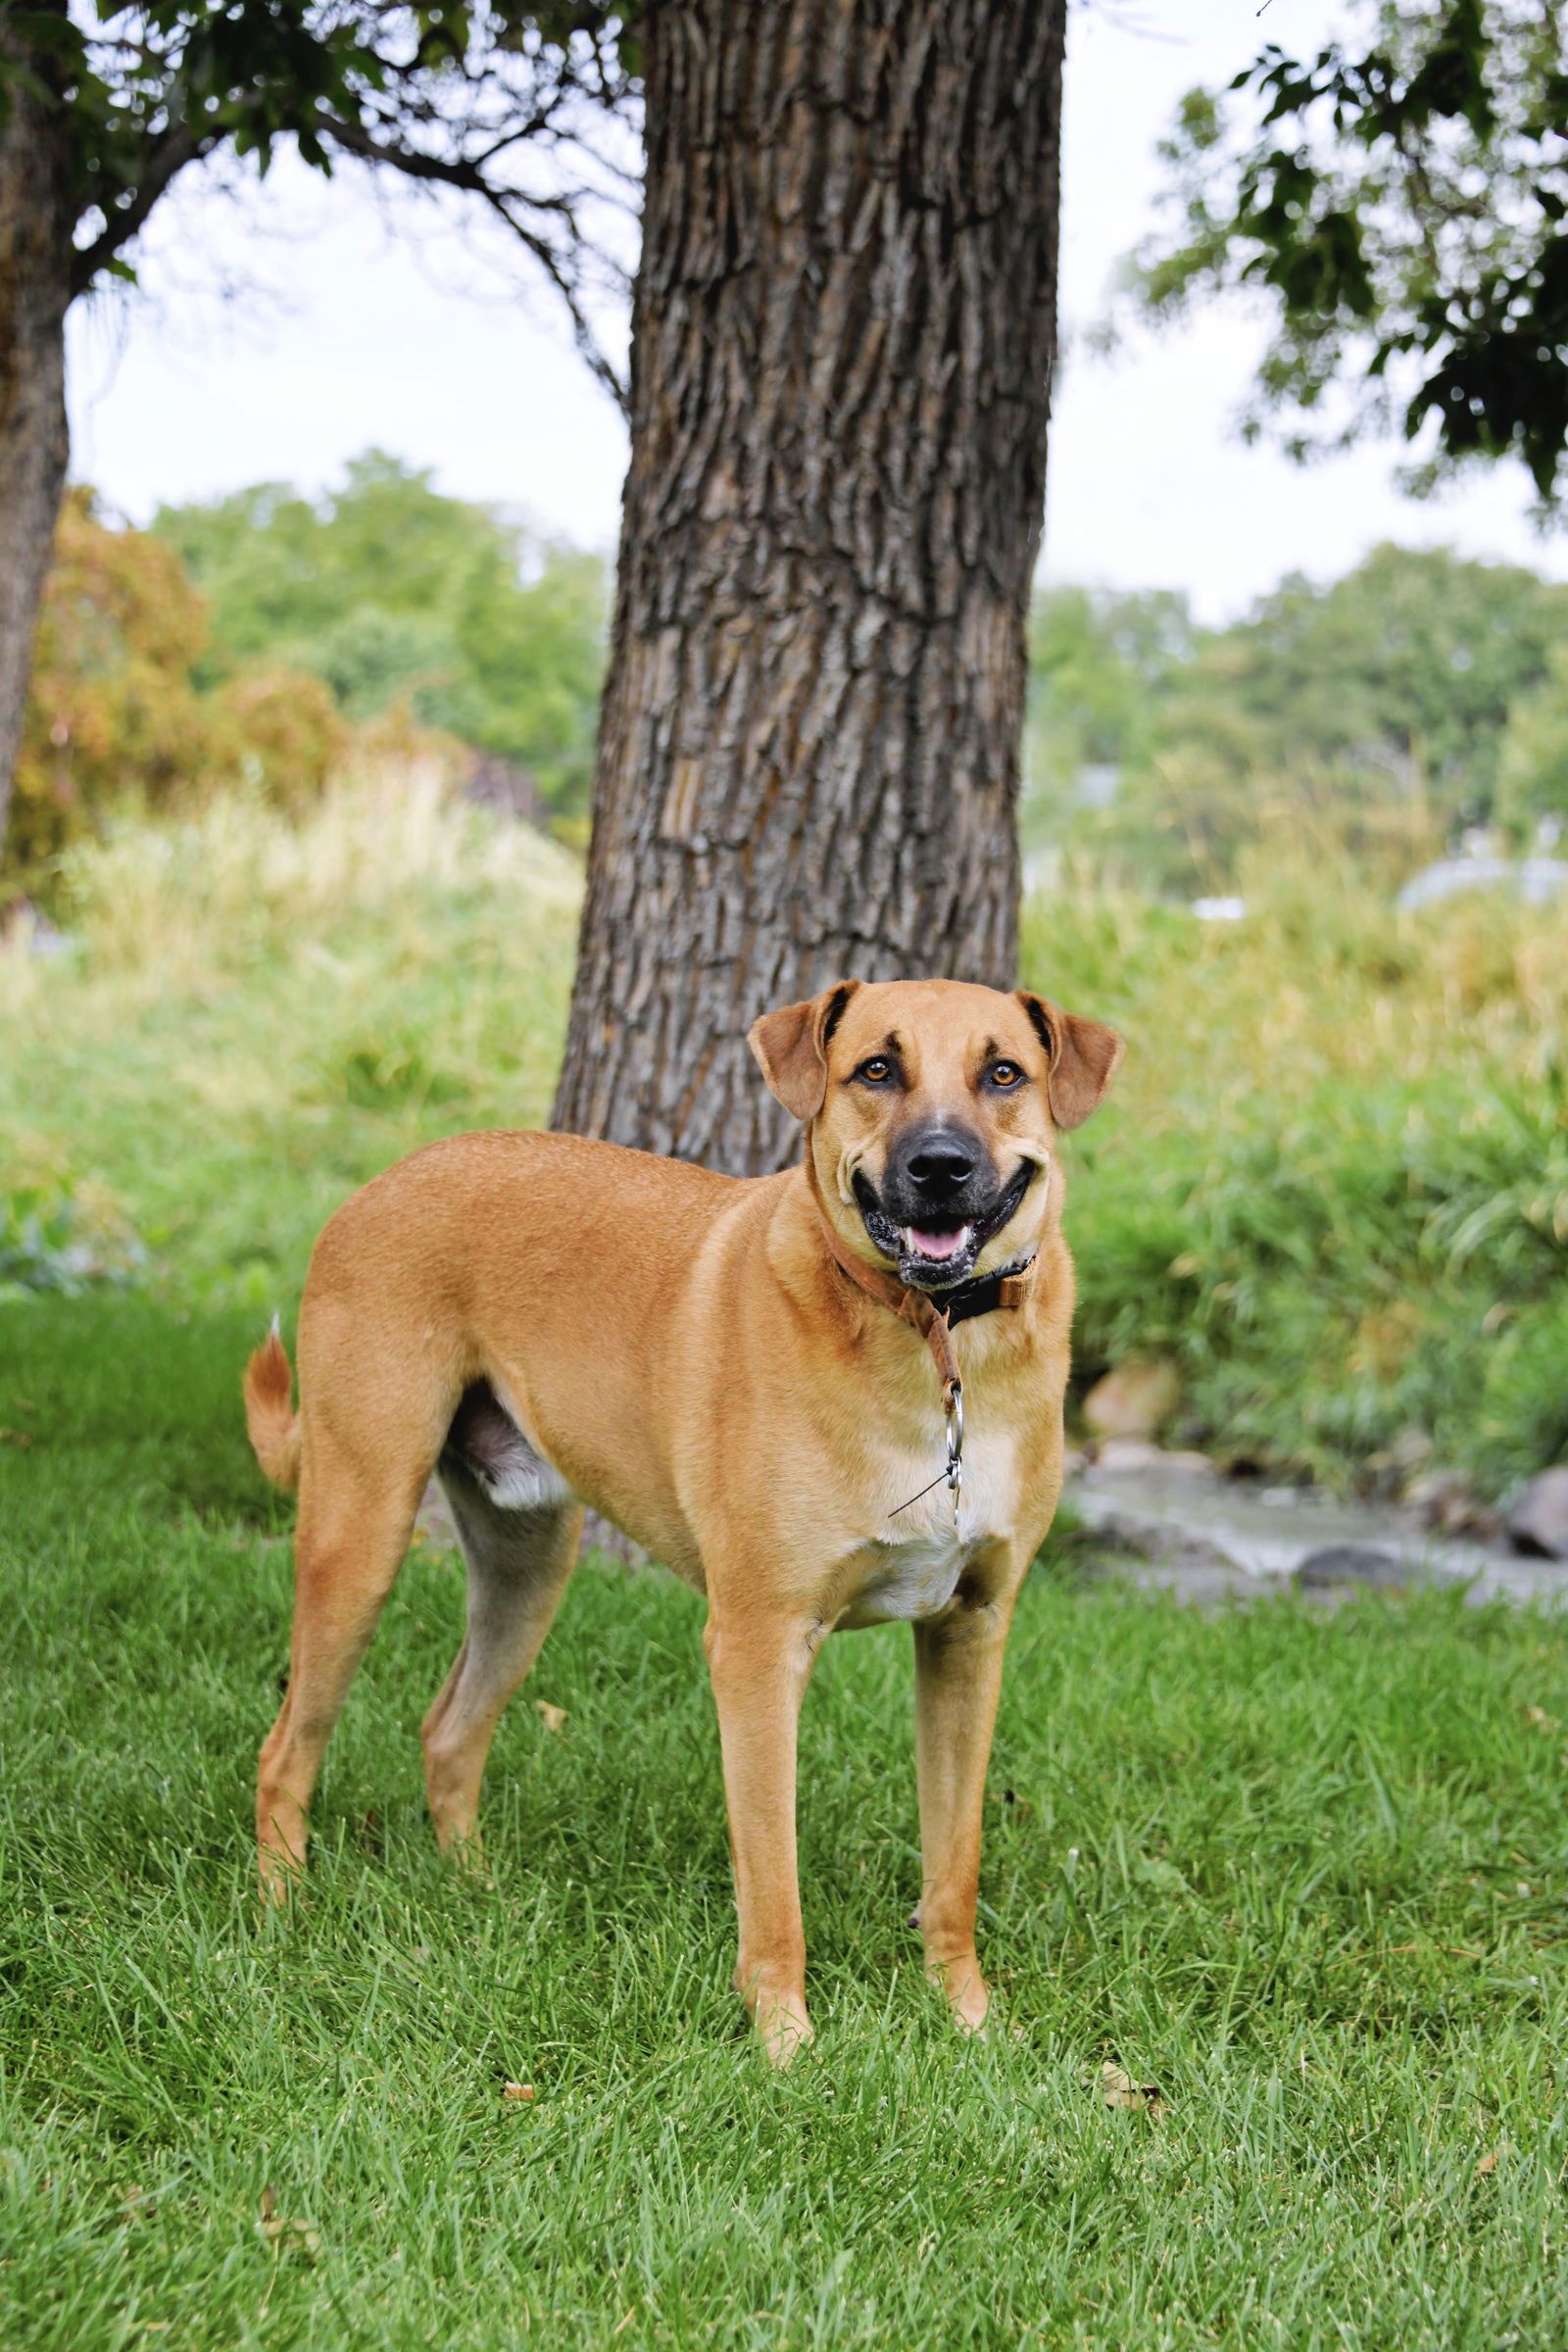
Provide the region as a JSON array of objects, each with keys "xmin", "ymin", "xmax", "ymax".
[
  {"xmin": 1023, "ymin": 823, "xmax": 1568, "ymax": 1494},
  {"xmin": 5, "ymin": 776, "xmax": 1566, "ymax": 1496},
  {"xmin": 3, "ymin": 457, "xmax": 607, "ymax": 884},
  {"xmin": 0, "ymin": 1138, "xmax": 144, "ymax": 1298},
  {"xmin": 1023, "ymin": 587, "xmax": 1195, "ymax": 840},
  {"xmin": 1027, "ymin": 543, "xmax": 1568, "ymax": 895},
  {"xmin": 1495, "ymin": 643, "xmax": 1568, "ymax": 833},
  {"xmin": 1130, "ymin": 1, "xmax": 1568, "ymax": 507},
  {"xmin": 7, "ymin": 487, "xmax": 339, "ymax": 879},
  {"xmin": 155, "ymin": 452, "xmax": 609, "ymax": 821},
  {"xmin": 0, "ymin": 762, "xmax": 579, "ymax": 1305}
]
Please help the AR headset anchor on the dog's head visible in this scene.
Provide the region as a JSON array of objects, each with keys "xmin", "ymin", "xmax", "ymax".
[{"xmin": 748, "ymin": 977, "xmax": 1123, "ymax": 1292}]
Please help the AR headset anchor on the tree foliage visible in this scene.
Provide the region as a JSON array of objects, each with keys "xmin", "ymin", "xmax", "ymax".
[
  {"xmin": 1024, "ymin": 587, "xmax": 1196, "ymax": 832},
  {"xmin": 1029, "ymin": 543, "xmax": 1568, "ymax": 894},
  {"xmin": 155, "ymin": 452, "xmax": 609, "ymax": 819},
  {"xmin": 1495, "ymin": 643, "xmax": 1568, "ymax": 830},
  {"xmin": 9, "ymin": 486, "xmax": 340, "ymax": 876},
  {"xmin": 1, "ymin": 1, "xmax": 641, "ymax": 399},
  {"xmin": 1135, "ymin": 0, "xmax": 1568, "ymax": 507}
]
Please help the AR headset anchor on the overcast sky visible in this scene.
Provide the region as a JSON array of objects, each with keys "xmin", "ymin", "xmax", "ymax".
[{"xmin": 65, "ymin": 0, "xmax": 1568, "ymax": 625}]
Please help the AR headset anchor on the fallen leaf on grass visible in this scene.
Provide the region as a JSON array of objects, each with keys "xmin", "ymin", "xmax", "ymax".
[
  {"xmin": 258, "ymin": 2187, "xmax": 320, "ymax": 2254},
  {"xmin": 1523, "ymin": 1706, "xmax": 1558, "ymax": 1732},
  {"xmin": 0, "ymin": 1428, "xmax": 35, "ymax": 1448},
  {"xmin": 1475, "ymin": 2151, "xmax": 1498, "ymax": 2178},
  {"xmin": 1095, "ymin": 2062, "xmax": 1167, "ymax": 2118},
  {"xmin": 535, "ymin": 1701, "xmax": 567, "ymax": 1733},
  {"xmin": 502, "ymin": 2082, "xmax": 535, "ymax": 2102}
]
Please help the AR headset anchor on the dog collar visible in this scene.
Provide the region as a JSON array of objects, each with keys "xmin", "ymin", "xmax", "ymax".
[{"xmin": 925, "ymin": 1258, "xmax": 1038, "ymax": 1327}]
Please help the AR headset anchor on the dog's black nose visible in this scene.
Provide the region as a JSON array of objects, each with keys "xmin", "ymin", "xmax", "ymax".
[{"xmin": 906, "ymin": 1139, "xmax": 977, "ymax": 1192}]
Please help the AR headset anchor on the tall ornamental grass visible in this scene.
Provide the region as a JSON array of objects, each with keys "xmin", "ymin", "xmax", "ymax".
[
  {"xmin": 1026, "ymin": 824, "xmax": 1568, "ymax": 1494},
  {"xmin": 1, "ymin": 758, "xmax": 581, "ymax": 1304}
]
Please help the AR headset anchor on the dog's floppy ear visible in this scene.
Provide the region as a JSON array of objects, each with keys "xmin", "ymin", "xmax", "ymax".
[
  {"xmin": 1014, "ymin": 992, "xmax": 1124, "ymax": 1131},
  {"xmin": 748, "ymin": 980, "xmax": 862, "ymax": 1122}
]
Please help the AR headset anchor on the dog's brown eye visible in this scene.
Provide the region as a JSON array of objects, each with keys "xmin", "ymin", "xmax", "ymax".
[
  {"xmin": 990, "ymin": 1061, "xmax": 1024, "ymax": 1088},
  {"xmin": 858, "ymin": 1056, "xmax": 893, "ymax": 1085}
]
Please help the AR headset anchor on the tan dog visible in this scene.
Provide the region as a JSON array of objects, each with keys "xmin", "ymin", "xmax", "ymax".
[{"xmin": 245, "ymin": 977, "xmax": 1121, "ymax": 2062}]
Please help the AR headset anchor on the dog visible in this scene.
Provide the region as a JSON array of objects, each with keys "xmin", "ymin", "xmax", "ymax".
[{"xmin": 244, "ymin": 977, "xmax": 1122, "ymax": 2063}]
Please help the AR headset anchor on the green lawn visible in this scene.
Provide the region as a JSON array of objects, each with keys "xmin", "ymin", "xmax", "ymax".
[{"xmin": 4, "ymin": 1299, "xmax": 1568, "ymax": 2349}]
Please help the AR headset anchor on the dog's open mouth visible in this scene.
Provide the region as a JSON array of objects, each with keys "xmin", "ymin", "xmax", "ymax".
[{"xmin": 852, "ymin": 1160, "xmax": 1036, "ymax": 1291}]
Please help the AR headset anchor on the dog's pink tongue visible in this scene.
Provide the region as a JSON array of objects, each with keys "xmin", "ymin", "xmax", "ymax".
[{"xmin": 906, "ymin": 1227, "xmax": 966, "ymax": 1261}]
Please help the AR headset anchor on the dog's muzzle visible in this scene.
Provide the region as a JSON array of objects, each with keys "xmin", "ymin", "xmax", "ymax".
[{"xmin": 852, "ymin": 1156, "xmax": 1037, "ymax": 1292}]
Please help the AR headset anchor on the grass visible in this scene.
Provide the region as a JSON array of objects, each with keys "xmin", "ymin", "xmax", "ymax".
[{"xmin": 5, "ymin": 1298, "xmax": 1568, "ymax": 2348}]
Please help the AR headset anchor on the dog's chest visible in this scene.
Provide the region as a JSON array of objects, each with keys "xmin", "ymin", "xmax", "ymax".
[
  {"xmin": 832, "ymin": 1447, "xmax": 1010, "ymax": 1630},
  {"xmin": 835, "ymin": 1525, "xmax": 975, "ymax": 1628}
]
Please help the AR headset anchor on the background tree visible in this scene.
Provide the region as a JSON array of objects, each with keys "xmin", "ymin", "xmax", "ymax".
[
  {"xmin": 10, "ymin": 485, "xmax": 343, "ymax": 878},
  {"xmin": 551, "ymin": 0, "xmax": 1066, "ymax": 1174},
  {"xmin": 157, "ymin": 453, "xmax": 609, "ymax": 827},
  {"xmin": 1132, "ymin": 0, "xmax": 1568, "ymax": 508},
  {"xmin": 1022, "ymin": 586, "xmax": 1195, "ymax": 847},
  {"xmin": 1496, "ymin": 647, "xmax": 1568, "ymax": 836},
  {"xmin": 0, "ymin": 0, "xmax": 638, "ymax": 854},
  {"xmin": 1033, "ymin": 545, "xmax": 1568, "ymax": 897}
]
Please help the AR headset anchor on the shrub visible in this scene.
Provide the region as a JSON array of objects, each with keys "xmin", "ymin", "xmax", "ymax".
[
  {"xmin": 1024, "ymin": 832, "xmax": 1568, "ymax": 1493},
  {"xmin": 6, "ymin": 491, "xmax": 345, "ymax": 882}
]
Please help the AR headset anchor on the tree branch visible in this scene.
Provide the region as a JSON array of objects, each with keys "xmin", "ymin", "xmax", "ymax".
[
  {"xmin": 71, "ymin": 121, "xmax": 216, "ymax": 301},
  {"xmin": 314, "ymin": 108, "xmax": 631, "ymax": 412}
]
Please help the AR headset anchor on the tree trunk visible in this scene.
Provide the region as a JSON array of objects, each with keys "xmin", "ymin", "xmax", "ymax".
[
  {"xmin": 0, "ymin": 13, "xmax": 74, "ymax": 863},
  {"xmin": 553, "ymin": 0, "xmax": 1064, "ymax": 1176}
]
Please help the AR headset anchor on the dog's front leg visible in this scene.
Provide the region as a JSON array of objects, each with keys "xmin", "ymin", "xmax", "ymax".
[
  {"xmin": 911, "ymin": 1563, "xmax": 1020, "ymax": 2034},
  {"xmin": 703, "ymin": 1604, "xmax": 821, "ymax": 2067}
]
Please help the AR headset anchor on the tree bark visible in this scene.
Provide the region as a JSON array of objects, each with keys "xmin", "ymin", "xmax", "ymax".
[
  {"xmin": 553, "ymin": 0, "xmax": 1065, "ymax": 1177},
  {"xmin": 0, "ymin": 11, "xmax": 74, "ymax": 861}
]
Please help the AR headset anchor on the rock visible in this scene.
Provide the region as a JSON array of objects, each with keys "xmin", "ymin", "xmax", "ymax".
[
  {"xmin": 1093, "ymin": 1438, "xmax": 1217, "ymax": 1478},
  {"xmin": 1406, "ymin": 1468, "xmax": 1500, "ymax": 1540},
  {"xmin": 1092, "ymin": 1438, "xmax": 1164, "ymax": 1473},
  {"xmin": 1295, "ymin": 1544, "xmax": 1407, "ymax": 1592},
  {"xmin": 1082, "ymin": 1358, "xmax": 1180, "ymax": 1442},
  {"xmin": 1360, "ymin": 1427, "xmax": 1432, "ymax": 1499},
  {"xmin": 1085, "ymin": 1509, "xmax": 1241, "ymax": 1578},
  {"xmin": 1506, "ymin": 1468, "xmax": 1568, "ymax": 1561}
]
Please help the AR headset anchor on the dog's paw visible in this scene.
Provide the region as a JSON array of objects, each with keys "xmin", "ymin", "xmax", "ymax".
[
  {"xmin": 927, "ymin": 1953, "xmax": 991, "ymax": 2036},
  {"xmin": 751, "ymin": 1991, "xmax": 814, "ymax": 2070}
]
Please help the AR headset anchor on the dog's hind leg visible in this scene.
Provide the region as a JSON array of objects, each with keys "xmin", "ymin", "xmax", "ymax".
[
  {"xmin": 257, "ymin": 1440, "xmax": 427, "ymax": 1897},
  {"xmin": 421, "ymin": 1434, "xmax": 584, "ymax": 1854}
]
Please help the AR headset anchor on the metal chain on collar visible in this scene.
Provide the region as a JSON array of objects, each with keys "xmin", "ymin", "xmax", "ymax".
[{"xmin": 888, "ymin": 1351, "xmax": 964, "ymax": 1524}]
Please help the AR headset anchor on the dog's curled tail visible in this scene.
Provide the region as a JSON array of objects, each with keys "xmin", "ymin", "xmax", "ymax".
[{"xmin": 245, "ymin": 1317, "xmax": 301, "ymax": 1494}]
